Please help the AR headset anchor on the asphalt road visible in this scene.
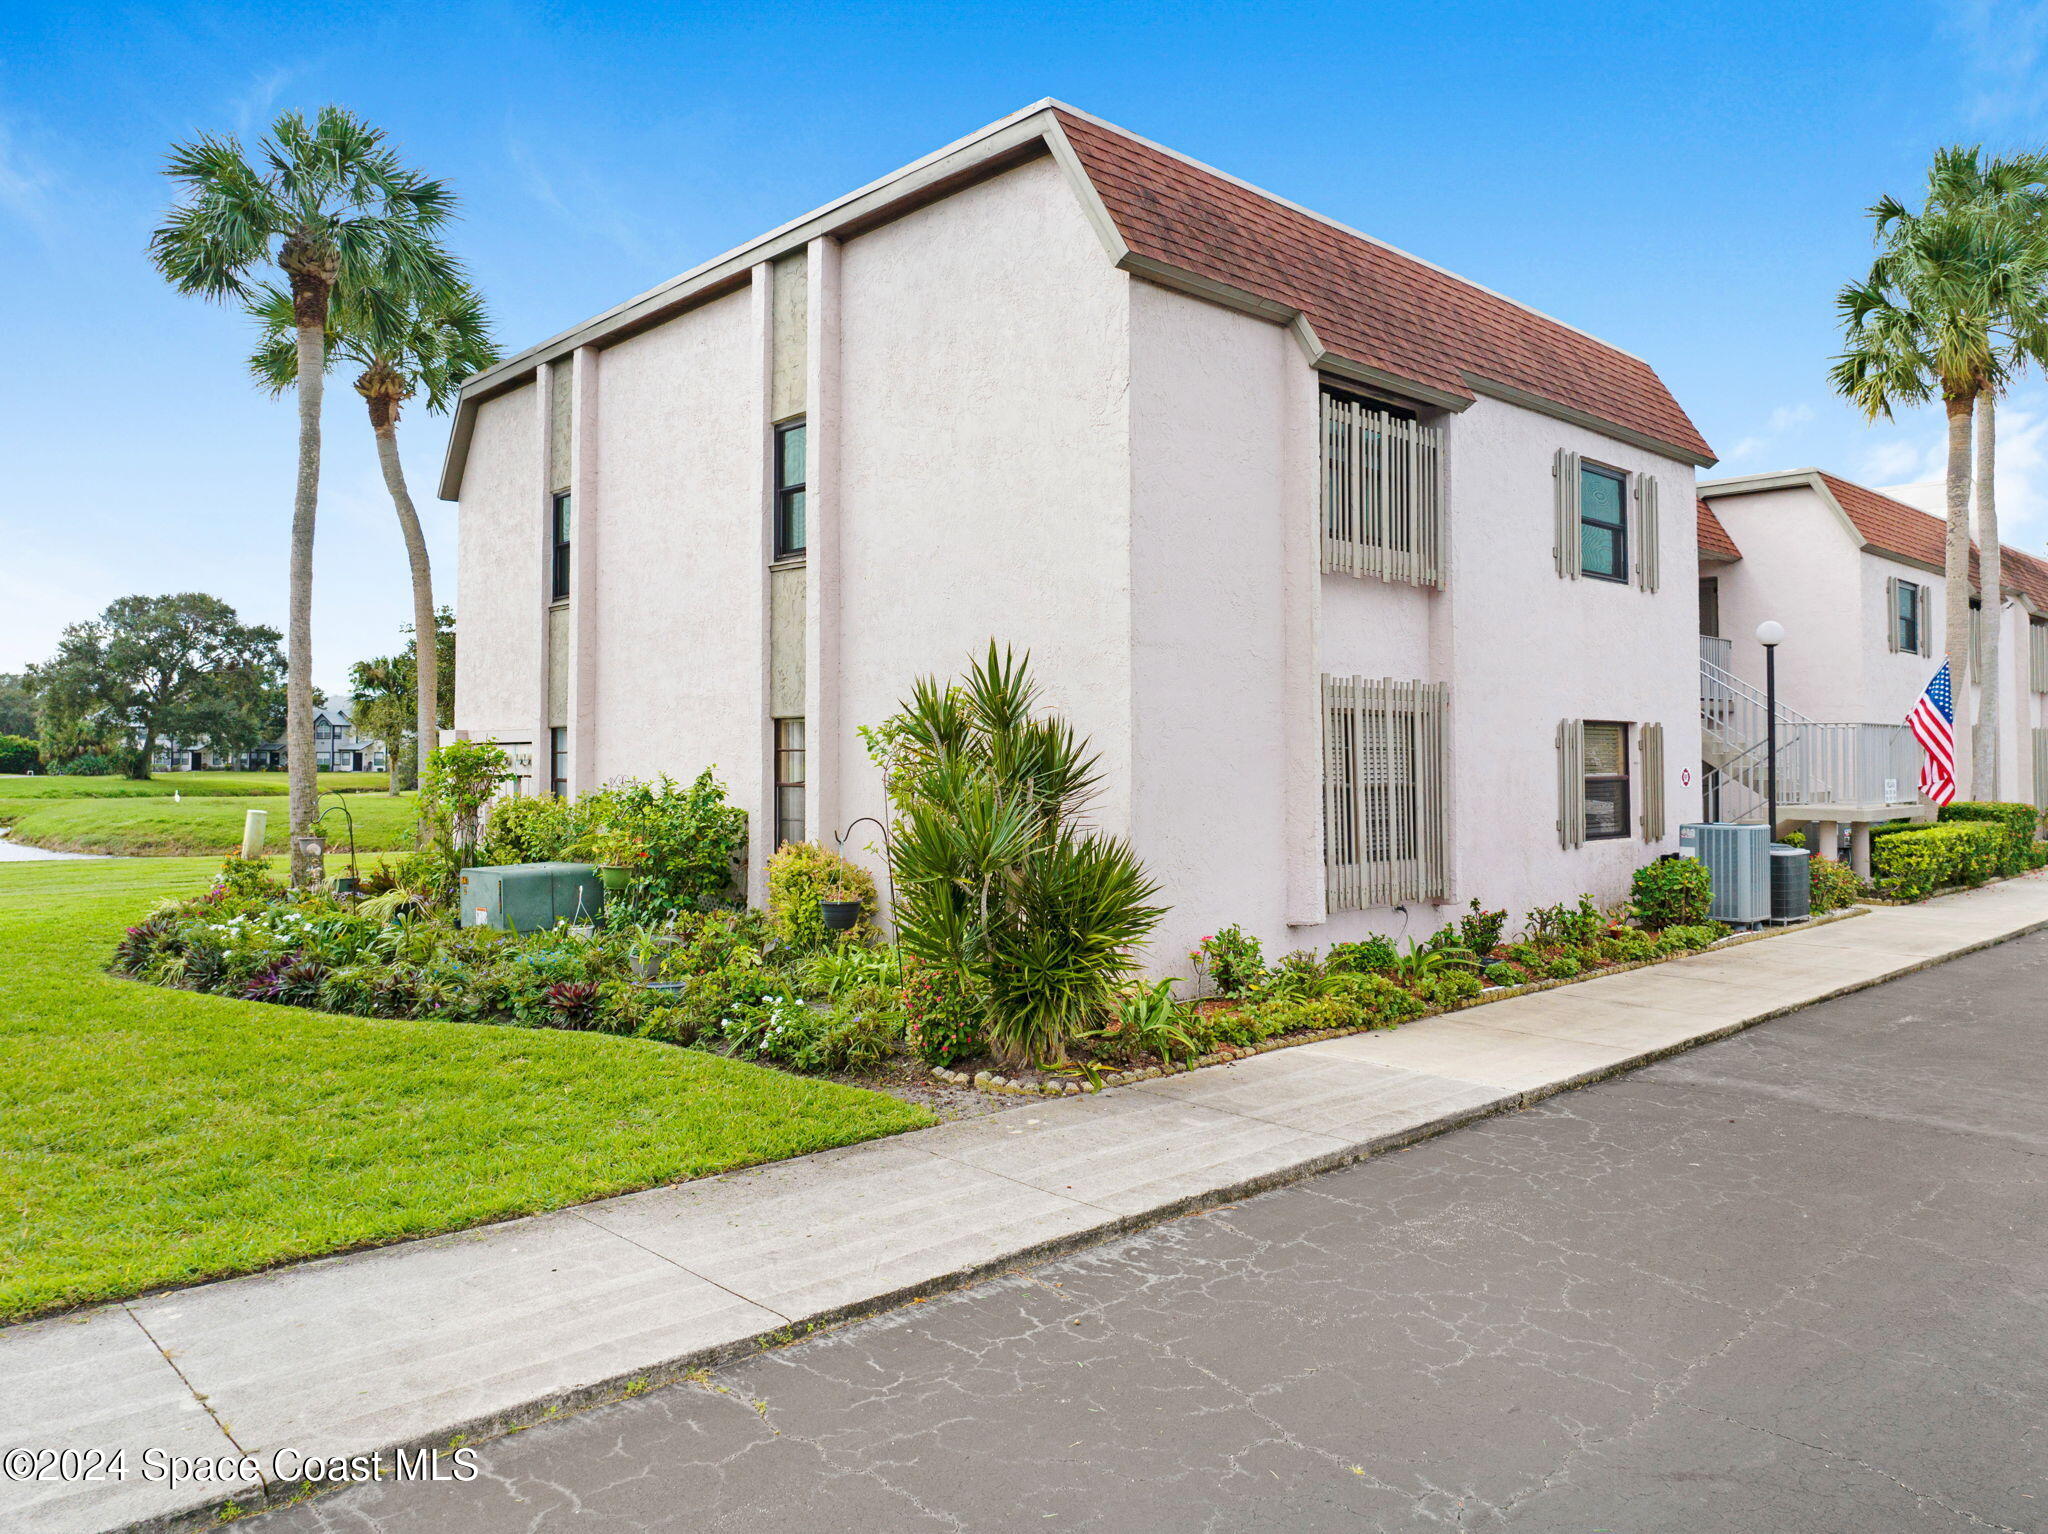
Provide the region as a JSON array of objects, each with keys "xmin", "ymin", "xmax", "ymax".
[{"xmin": 259, "ymin": 930, "xmax": 2048, "ymax": 1533}]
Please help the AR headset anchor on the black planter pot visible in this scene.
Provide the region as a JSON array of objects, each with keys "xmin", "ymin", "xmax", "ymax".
[{"xmin": 820, "ymin": 899, "xmax": 862, "ymax": 933}]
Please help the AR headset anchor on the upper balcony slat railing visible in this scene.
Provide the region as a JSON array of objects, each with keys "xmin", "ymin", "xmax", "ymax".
[{"xmin": 1321, "ymin": 395, "xmax": 1445, "ymax": 588}]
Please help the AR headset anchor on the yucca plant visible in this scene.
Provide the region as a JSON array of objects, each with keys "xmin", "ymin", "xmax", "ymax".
[{"xmin": 885, "ymin": 643, "xmax": 1164, "ymax": 1068}]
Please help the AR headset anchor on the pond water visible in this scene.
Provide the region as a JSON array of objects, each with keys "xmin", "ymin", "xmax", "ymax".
[{"xmin": 0, "ymin": 830, "xmax": 109, "ymax": 862}]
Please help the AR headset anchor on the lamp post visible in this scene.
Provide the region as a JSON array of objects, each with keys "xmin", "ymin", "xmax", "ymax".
[{"xmin": 1755, "ymin": 620, "xmax": 1784, "ymax": 837}]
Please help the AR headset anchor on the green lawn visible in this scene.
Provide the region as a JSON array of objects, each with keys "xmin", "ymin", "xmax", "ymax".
[
  {"xmin": 0, "ymin": 858, "xmax": 932, "ymax": 1322},
  {"xmin": 0, "ymin": 770, "xmax": 390, "ymax": 799},
  {"xmin": 0, "ymin": 790, "xmax": 419, "ymax": 856}
]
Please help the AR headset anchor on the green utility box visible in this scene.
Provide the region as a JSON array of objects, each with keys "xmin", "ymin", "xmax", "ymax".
[{"xmin": 457, "ymin": 862, "xmax": 604, "ymax": 933}]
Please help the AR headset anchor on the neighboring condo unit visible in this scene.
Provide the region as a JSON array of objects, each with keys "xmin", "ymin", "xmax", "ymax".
[
  {"xmin": 443, "ymin": 101, "xmax": 1714, "ymax": 964},
  {"xmin": 1696, "ymin": 469, "xmax": 2048, "ymax": 866},
  {"xmin": 161, "ymin": 707, "xmax": 389, "ymax": 774}
]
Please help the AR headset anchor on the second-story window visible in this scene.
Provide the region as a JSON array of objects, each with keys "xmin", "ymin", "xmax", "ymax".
[
  {"xmin": 1891, "ymin": 577, "xmax": 1924, "ymax": 654},
  {"xmin": 775, "ymin": 421, "xmax": 807, "ymax": 560},
  {"xmin": 1579, "ymin": 464, "xmax": 1628, "ymax": 582},
  {"xmin": 550, "ymin": 492, "xmax": 572, "ymax": 603}
]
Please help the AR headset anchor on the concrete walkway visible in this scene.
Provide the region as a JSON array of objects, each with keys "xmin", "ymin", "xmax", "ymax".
[{"xmin": 8, "ymin": 875, "xmax": 2048, "ymax": 1534}]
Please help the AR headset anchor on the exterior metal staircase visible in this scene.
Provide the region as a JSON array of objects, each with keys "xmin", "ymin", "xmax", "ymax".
[{"xmin": 1698, "ymin": 640, "xmax": 1920, "ymax": 827}]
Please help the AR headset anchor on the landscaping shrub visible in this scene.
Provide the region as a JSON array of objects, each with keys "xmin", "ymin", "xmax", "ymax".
[
  {"xmin": 885, "ymin": 646, "xmax": 1164, "ymax": 1068},
  {"xmin": 1543, "ymin": 955, "xmax": 1582, "ymax": 980},
  {"xmin": 1413, "ymin": 969, "xmax": 1481, "ymax": 1007},
  {"xmin": 0, "ymin": 734, "xmax": 37, "ymax": 774},
  {"xmin": 1239, "ymin": 996, "xmax": 1348, "ymax": 1038},
  {"xmin": 582, "ymin": 770, "xmax": 749, "ymax": 923},
  {"xmin": 1482, "ymin": 961, "xmax": 1525, "ymax": 988},
  {"xmin": 1809, "ymin": 857, "xmax": 1863, "ymax": 913},
  {"xmin": 50, "ymin": 753, "xmax": 119, "ymax": 777},
  {"xmin": 420, "ymin": 739, "xmax": 511, "ymax": 858},
  {"xmin": 1870, "ymin": 821, "xmax": 2007, "ymax": 900},
  {"xmin": 1596, "ymin": 925, "xmax": 1661, "ymax": 963},
  {"xmin": 1325, "ymin": 972, "xmax": 1426, "ymax": 1028},
  {"xmin": 480, "ymin": 794, "xmax": 586, "ymax": 865},
  {"xmin": 1656, "ymin": 922, "xmax": 1728, "ymax": 954},
  {"xmin": 1937, "ymin": 800, "xmax": 2043, "ymax": 876},
  {"xmin": 1326, "ymin": 935, "xmax": 1398, "ymax": 976},
  {"xmin": 1523, "ymin": 896, "xmax": 1603, "ymax": 946},
  {"xmin": 1456, "ymin": 900, "xmax": 1508, "ymax": 957},
  {"xmin": 1192, "ymin": 925, "xmax": 1268, "ymax": 995},
  {"xmin": 1629, "ymin": 857, "xmax": 1712, "ymax": 930},
  {"xmin": 1258, "ymin": 949, "xmax": 1331, "ymax": 1001},
  {"xmin": 1093, "ymin": 978, "xmax": 1201, "ymax": 1064},
  {"xmin": 766, "ymin": 840, "xmax": 879, "ymax": 951},
  {"xmin": 901, "ymin": 961, "xmax": 985, "ymax": 1068}
]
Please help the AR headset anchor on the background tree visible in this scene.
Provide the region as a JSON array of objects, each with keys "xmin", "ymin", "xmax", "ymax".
[
  {"xmin": 149, "ymin": 106, "xmax": 455, "ymax": 883},
  {"xmin": 1831, "ymin": 147, "xmax": 2048, "ymax": 796},
  {"xmin": 252, "ymin": 273, "xmax": 494, "ymax": 793},
  {"xmin": 25, "ymin": 594, "xmax": 285, "ymax": 779},
  {"xmin": 0, "ymin": 673, "xmax": 37, "ymax": 738},
  {"xmin": 347, "ymin": 608, "xmax": 455, "ymax": 795}
]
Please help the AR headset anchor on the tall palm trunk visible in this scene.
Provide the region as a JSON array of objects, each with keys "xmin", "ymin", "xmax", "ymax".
[
  {"xmin": 365, "ymin": 382, "xmax": 438, "ymax": 805},
  {"xmin": 1943, "ymin": 390, "xmax": 1977, "ymax": 799},
  {"xmin": 1974, "ymin": 391, "xmax": 2003, "ymax": 799},
  {"xmin": 283, "ymin": 247, "xmax": 331, "ymax": 886}
]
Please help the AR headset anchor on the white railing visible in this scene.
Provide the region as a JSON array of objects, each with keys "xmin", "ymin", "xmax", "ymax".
[
  {"xmin": 1701, "ymin": 655, "xmax": 1919, "ymax": 821},
  {"xmin": 1699, "ymin": 634, "xmax": 1732, "ymax": 670},
  {"xmin": 1320, "ymin": 395, "xmax": 1445, "ymax": 588}
]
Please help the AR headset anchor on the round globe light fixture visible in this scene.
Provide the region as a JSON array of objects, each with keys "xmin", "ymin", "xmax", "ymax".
[{"xmin": 1755, "ymin": 620, "xmax": 1785, "ymax": 646}]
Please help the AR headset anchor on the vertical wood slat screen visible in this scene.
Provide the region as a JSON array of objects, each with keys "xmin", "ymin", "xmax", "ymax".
[
  {"xmin": 1556, "ymin": 717, "xmax": 1586, "ymax": 849},
  {"xmin": 1633, "ymin": 475, "xmax": 1661, "ymax": 592},
  {"xmin": 2035, "ymin": 728, "xmax": 2048, "ymax": 810},
  {"xmin": 1319, "ymin": 394, "xmax": 1445, "ymax": 587},
  {"xmin": 1638, "ymin": 722, "xmax": 1666, "ymax": 842},
  {"xmin": 1321, "ymin": 675, "xmax": 1450, "ymax": 911},
  {"xmin": 2032, "ymin": 621, "xmax": 2048, "ymax": 693},
  {"xmin": 1553, "ymin": 450, "xmax": 1582, "ymax": 580}
]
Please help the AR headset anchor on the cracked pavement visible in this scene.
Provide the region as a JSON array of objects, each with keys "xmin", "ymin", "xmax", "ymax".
[{"xmin": 255, "ymin": 930, "xmax": 2048, "ymax": 1533}]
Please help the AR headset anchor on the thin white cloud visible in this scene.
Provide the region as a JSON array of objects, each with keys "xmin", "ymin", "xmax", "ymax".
[
  {"xmin": 0, "ymin": 117, "xmax": 56, "ymax": 236},
  {"xmin": 231, "ymin": 67, "xmax": 300, "ymax": 135},
  {"xmin": 1722, "ymin": 402, "xmax": 1819, "ymax": 466},
  {"xmin": 1868, "ymin": 388, "xmax": 2048, "ymax": 554},
  {"xmin": 1941, "ymin": 0, "xmax": 2048, "ymax": 122},
  {"xmin": 505, "ymin": 125, "xmax": 659, "ymax": 265}
]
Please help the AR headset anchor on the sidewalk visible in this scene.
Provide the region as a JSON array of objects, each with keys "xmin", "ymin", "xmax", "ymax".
[{"xmin": 9, "ymin": 875, "xmax": 2048, "ymax": 1534}]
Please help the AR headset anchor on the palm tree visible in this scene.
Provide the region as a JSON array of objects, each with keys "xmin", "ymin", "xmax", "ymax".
[
  {"xmin": 1831, "ymin": 148, "xmax": 2048, "ymax": 799},
  {"xmin": 149, "ymin": 107, "xmax": 455, "ymax": 884},
  {"xmin": 1924, "ymin": 149, "xmax": 2048, "ymax": 798},
  {"xmin": 250, "ymin": 275, "xmax": 497, "ymax": 798}
]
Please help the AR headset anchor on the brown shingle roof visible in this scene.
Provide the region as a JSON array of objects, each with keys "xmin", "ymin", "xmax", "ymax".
[
  {"xmin": 1697, "ymin": 498, "xmax": 1742, "ymax": 561},
  {"xmin": 1054, "ymin": 109, "xmax": 1713, "ymax": 464},
  {"xmin": 1816, "ymin": 471, "xmax": 2048, "ymax": 610}
]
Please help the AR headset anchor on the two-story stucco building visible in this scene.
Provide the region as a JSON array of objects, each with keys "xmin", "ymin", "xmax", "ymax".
[
  {"xmin": 1696, "ymin": 468, "xmax": 2048, "ymax": 865},
  {"xmin": 442, "ymin": 102, "xmax": 1715, "ymax": 963}
]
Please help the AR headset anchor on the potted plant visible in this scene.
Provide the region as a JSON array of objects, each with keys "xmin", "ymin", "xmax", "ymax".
[
  {"xmin": 819, "ymin": 882, "xmax": 864, "ymax": 934},
  {"xmin": 628, "ymin": 926, "xmax": 677, "ymax": 981},
  {"xmin": 584, "ymin": 828, "xmax": 646, "ymax": 893}
]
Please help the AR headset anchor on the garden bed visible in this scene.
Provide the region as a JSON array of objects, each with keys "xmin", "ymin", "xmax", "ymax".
[{"xmin": 929, "ymin": 905, "xmax": 1874, "ymax": 1097}]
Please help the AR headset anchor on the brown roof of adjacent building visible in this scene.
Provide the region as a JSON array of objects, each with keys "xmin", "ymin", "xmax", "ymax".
[
  {"xmin": 1054, "ymin": 108, "xmax": 1714, "ymax": 465},
  {"xmin": 1707, "ymin": 470, "xmax": 2048, "ymax": 610},
  {"xmin": 1697, "ymin": 498, "xmax": 1742, "ymax": 561}
]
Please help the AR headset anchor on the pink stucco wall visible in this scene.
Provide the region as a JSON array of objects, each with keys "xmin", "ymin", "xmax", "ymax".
[{"xmin": 456, "ymin": 152, "xmax": 1704, "ymax": 973}]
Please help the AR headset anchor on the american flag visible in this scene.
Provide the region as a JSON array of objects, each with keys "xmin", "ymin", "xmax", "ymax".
[{"xmin": 1908, "ymin": 661, "xmax": 1956, "ymax": 807}]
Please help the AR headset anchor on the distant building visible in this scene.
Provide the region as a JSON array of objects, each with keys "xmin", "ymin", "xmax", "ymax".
[{"xmin": 154, "ymin": 707, "xmax": 389, "ymax": 774}]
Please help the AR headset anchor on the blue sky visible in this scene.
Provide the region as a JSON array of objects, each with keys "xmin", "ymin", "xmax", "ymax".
[{"xmin": 6, "ymin": 0, "xmax": 2048, "ymax": 693}]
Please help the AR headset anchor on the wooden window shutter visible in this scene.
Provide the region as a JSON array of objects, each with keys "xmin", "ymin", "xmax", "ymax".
[
  {"xmin": 1919, "ymin": 585, "xmax": 1933, "ymax": 657},
  {"xmin": 1638, "ymin": 722, "xmax": 1666, "ymax": 842},
  {"xmin": 1556, "ymin": 718, "xmax": 1586, "ymax": 849},
  {"xmin": 1885, "ymin": 575, "xmax": 1900, "ymax": 652},
  {"xmin": 2035, "ymin": 727, "xmax": 2048, "ymax": 810},
  {"xmin": 1553, "ymin": 450, "xmax": 1581, "ymax": 579},
  {"xmin": 1634, "ymin": 475, "xmax": 1661, "ymax": 592}
]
